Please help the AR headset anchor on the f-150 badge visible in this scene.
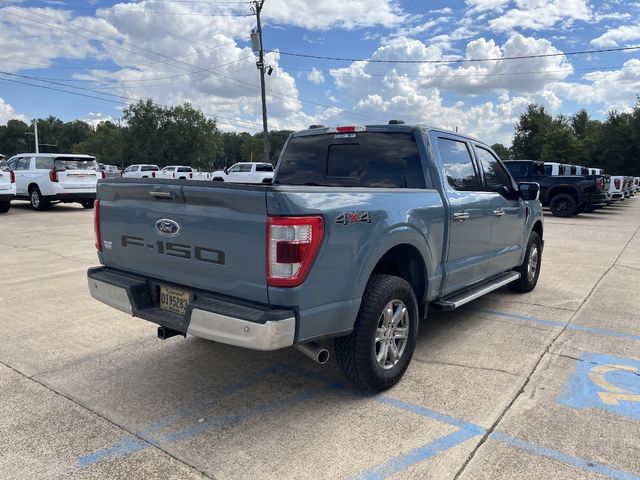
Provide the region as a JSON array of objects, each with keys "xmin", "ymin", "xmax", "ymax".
[{"xmin": 336, "ymin": 212, "xmax": 372, "ymax": 225}]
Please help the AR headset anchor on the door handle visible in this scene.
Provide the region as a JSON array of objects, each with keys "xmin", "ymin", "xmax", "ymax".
[
  {"xmin": 493, "ymin": 209, "xmax": 505, "ymax": 216},
  {"xmin": 453, "ymin": 212, "xmax": 470, "ymax": 221},
  {"xmin": 149, "ymin": 191, "xmax": 174, "ymax": 199}
]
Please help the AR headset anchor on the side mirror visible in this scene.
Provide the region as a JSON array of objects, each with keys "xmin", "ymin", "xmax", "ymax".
[
  {"xmin": 224, "ymin": 167, "xmax": 229, "ymax": 175},
  {"xmin": 518, "ymin": 182, "xmax": 540, "ymax": 201}
]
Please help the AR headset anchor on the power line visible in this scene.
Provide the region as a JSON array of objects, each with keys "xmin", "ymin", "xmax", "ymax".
[
  {"xmin": 270, "ymin": 45, "xmax": 640, "ymax": 64},
  {"xmin": 0, "ymin": 72, "xmax": 261, "ymax": 130}
]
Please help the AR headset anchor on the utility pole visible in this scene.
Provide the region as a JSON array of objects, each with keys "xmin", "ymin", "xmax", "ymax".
[
  {"xmin": 33, "ymin": 119, "xmax": 39, "ymax": 153},
  {"xmin": 251, "ymin": 0, "xmax": 270, "ymax": 163}
]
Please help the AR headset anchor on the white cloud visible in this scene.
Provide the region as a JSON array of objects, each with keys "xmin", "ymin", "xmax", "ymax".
[
  {"xmin": 263, "ymin": 0, "xmax": 408, "ymax": 30},
  {"xmin": 591, "ymin": 24, "xmax": 640, "ymax": 47},
  {"xmin": 0, "ymin": 97, "xmax": 25, "ymax": 124},
  {"xmin": 465, "ymin": 0, "xmax": 510, "ymax": 12},
  {"xmin": 489, "ymin": 0, "xmax": 592, "ymax": 31},
  {"xmin": 307, "ymin": 68, "xmax": 325, "ymax": 84}
]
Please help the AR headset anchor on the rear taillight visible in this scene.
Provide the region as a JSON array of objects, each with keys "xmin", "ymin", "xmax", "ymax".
[
  {"xmin": 189, "ymin": 173, "xmax": 193, "ymax": 179},
  {"xmin": 9, "ymin": 170, "xmax": 15, "ymax": 183},
  {"xmin": 94, "ymin": 199, "xmax": 102, "ymax": 252},
  {"xmin": 596, "ymin": 178, "xmax": 603, "ymax": 191},
  {"xmin": 152, "ymin": 171, "xmax": 156, "ymax": 178},
  {"xmin": 101, "ymin": 171, "xmax": 106, "ymax": 179},
  {"xmin": 615, "ymin": 179, "xmax": 621, "ymax": 189},
  {"xmin": 49, "ymin": 168, "xmax": 58, "ymax": 182},
  {"xmin": 267, "ymin": 216, "xmax": 324, "ymax": 287}
]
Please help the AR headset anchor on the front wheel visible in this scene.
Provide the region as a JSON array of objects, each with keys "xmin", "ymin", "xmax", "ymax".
[
  {"xmin": 335, "ymin": 274, "xmax": 418, "ymax": 391},
  {"xmin": 509, "ymin": 231, "xmax": 542, "ymax": 293},
  {"xmin": 0, "ymin": 201, "xmax": 10, "ymax": 213},
  {"xmin": 81, "ymin": 199, "xmax": 95, "ymax": 209}
]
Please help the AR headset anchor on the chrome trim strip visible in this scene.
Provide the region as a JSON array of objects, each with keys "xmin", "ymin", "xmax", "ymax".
[
  {"xmin": 187, "ymin": 310, "xmax": 295, "ymax": 351},
  {"xmin": 87, "ymin": 278, "xmax": 133, "ymax": 315}
]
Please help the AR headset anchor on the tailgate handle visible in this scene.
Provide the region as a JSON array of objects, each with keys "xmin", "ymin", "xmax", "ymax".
[{"xmin": 149, "ymin": 191, "xmax": 175, "ymax": 199}]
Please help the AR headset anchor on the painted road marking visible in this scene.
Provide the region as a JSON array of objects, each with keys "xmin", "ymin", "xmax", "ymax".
[
  {"xmin": 478, "ymin": 309, "xmax": 640, "ymax": 342},
  {"xmin": 558, "ymin": 353, "xmax": 640, "ymax": 421},
  {"xmin": 78, "ymin": 359, "xmax": 640, "ymax": 479}
]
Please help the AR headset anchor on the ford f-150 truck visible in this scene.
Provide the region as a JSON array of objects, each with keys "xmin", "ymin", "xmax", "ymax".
[{"xmin": 88, "ymin": 124, "xmax": 544, "ymax": 390}]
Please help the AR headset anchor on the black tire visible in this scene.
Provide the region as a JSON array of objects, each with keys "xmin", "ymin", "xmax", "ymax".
[
  {"xmin": 549, "ymin": 193, "xmax": 577, "ymax": 217},
  {"xmin": 81, "ymin": 199, "xmax": 95, "ymax": 209},
  {"xmin": 583, "ymin": 204, "xmax": 597, "ymax": 213},
  {"xmin": 29, "ymin": 187, "xmax": 49, "ymax": 211},
  {"xmin": 509, "ymin": 231, "xmax": 542, "ymax": 293},
  {"xmin": 0, "ymin": 201, "xmax": 10, "ymax": 213},
  {"xmin": 335, "ymin": 274, "xmax": 419, "ymax": 391},
  {"xmin": 213, "ymin": 177, "xmax": 224, "ymax": 182}
]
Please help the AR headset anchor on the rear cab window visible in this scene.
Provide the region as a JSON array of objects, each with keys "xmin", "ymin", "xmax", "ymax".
[
  {"xmin": 141, "ymin": 165, "xmax": 158, "ymax": 171},
  {"xmin": 275, "ymin": 130, "xmax": 426, "ymax": 188}
]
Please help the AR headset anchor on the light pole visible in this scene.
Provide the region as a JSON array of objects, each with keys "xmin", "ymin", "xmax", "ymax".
[{"xmin": 251, "ymin": 0, "xmax": 270, "ymax": 163}]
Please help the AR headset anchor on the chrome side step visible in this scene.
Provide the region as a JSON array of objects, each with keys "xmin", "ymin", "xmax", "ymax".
[{"xmin": 433, "ymin": 271, "xmax": 521, "ymax": 311}]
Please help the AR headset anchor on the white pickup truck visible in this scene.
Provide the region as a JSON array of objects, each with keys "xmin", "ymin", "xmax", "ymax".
[
  {"xmin": 122, "ymin": 164, "xmax": 160, "ymax": 178},
  {"xmin": 210, "ymin": 162, "xmax": 274, "ymax": 183},
  {"xmin": 0, "ymin": 156, "xmax": 16, "ymax": 213},
  {"xmin": 156, "ymin": 166, "xmax": 209, "ymax": 181}
]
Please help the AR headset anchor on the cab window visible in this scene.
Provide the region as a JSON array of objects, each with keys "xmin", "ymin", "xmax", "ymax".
[
  {"xmin": 474, "ymin": 146, "xmax": 513, "ymax": 192},
  {"xmin": 437, "ymin": 138, "xmax": 479, "ymax": 191}
]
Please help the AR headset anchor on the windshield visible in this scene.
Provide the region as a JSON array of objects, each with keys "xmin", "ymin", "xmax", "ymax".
[{"xmin": 55, "ymin": 157, "xmax": 98, "ymax": 171}]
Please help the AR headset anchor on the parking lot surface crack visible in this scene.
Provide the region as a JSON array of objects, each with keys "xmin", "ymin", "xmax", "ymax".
[
  {"xmin": 412, "ymin": 357, "xmax": 520, "ymax": 377},
  {"xmin": 0, "ymin": 358, "xmax": 217, "ymax": 480},
  {"xmin": 453, "ymin": 224, "xmax": 640, "ymax": 480}
]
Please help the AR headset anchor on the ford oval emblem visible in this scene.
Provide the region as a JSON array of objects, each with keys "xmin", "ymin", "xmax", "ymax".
[{"xmin": 155, "ymin": 218, "xmax": 181, "ymax": 237}]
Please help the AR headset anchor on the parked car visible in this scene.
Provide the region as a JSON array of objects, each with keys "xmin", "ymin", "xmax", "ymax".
[
  {"xmin": 122, "ymin": 164, "xmax": 160, "ymax": 178},
  {"xmin": 156, "ymin": 166, "xmax": 209, "ymax": 180},
  {"xmin": 100, "ymin": 164, "xmax": 122, "ymax": 178},
  {"xmin": 88, "ymin": 123, "xmax": 544, "ymax": 391},
  {"xmin": 6, "ymin": 153, "xmax": 100, "ymax": 210},
  {"xmin": 506, "ymin": 160, "xmax": 608, "ymax": 215},
  {"xmin": 624, "ymin": 177, "xmax": 635, "ymax": 198},
  {"xmin": 0, "ymin": 156, "xmax": 16, "ymax": 213},
  {"xmin": 210, "ymin": 162, "xmax": 274, "ymax": 183},
  {"xmin": 634, "ymin": 177, "xmax": 640, "ymax": 193},
  {"xmin": 608, "ymin": 176, "xmax": 626, "ymax": 202}
]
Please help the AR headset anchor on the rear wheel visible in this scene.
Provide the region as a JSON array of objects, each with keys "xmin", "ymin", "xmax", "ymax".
[
  {"xmin": 0, "ymin": 201, "xmax": 10, "ymax": 213},
  {"xmin": 81, "ymin": 199, "xmax": 95, "ymax": 209},
  {"xmin": 335, "ymin": 274, "xmax": 418, "ymax": 391},
  {"xmin": 509, "ymin": 231, "xmax": 542, "ymax": 293},
  {"xmin": 549, "ymin": 193, "xmax": 577, "ymax": 217},
  {"xmin": 29, "ymin": 187, "xmax": 49, "ymax": 211}
]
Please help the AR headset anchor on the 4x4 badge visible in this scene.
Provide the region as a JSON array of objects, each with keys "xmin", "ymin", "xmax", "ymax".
[{"xmin": 336, "ymin": 212, "xmax": 371, "ymax": 225}]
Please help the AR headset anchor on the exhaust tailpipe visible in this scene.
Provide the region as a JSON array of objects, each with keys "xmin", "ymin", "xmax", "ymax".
[{"xmin": 296, "ymin": 343, "xmax": 330, "ymax": 365}]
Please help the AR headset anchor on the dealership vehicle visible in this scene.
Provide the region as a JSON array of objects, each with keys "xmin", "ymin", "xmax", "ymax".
[
  {"xmin": 100, "ymin": 164, "xmax": 122, "ymax": 178},
  {"xmin": 624, "ymin": 177, "xmax": 635, "ymax": 198},
  {"xmin": 156, "ymin": 165, "xmax": 209, "ymax": 181},
  {"xmin": 634, "ymin": 177, "xmax": 640, "ymax": 193},
  {"xmin": 0, "ymin": 157, "xmax": 16, "ymax": 213},
  {"xmin": 122, "ymin": 164, "xmax": 160, "ymax": 178},
  {"xmin": 210, "ymin": 162, "xmax": 274, "ymax": 183},
  {"xmin": 608, "ymin": 176, "xmax": 625, "ymax": 202},
  {"xmin": 7, "ymin": 153, "xmax": 100, "ymax": 210},
  {"xmin": 506, "ymin": 160, "xmax": 608, "ymax": 215},
  {"xmin": 88, "ymin": 123, "xmax": 544, "ymax": 390}
]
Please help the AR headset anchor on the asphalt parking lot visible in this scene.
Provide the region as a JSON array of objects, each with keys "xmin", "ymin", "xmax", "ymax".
[{"xmin": 1, "ymin": 199, "xmax": 639, "ymax": 480}]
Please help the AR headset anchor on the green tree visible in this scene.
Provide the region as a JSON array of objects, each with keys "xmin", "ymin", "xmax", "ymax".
[
  {"xmin": 491, "ymin": 143, "xmax": 510, "ymax": 160},
  {"xmin": 73, "ymin": 121, "xmax": 124, "ymax": 167},
  {"xmin": 540, "ymin": 116, "xmax": 580, "ymax": 164},
  {"xmin": 122, "ymin": 99, "xmax": 165, "ymax": 166},
  {"xmin": 0, "ymin": 119, "xmax": 31, "ymax": 156},
  {"xmin": 511, "ymin": 104, "xmax": 553, "ymax": 160}
]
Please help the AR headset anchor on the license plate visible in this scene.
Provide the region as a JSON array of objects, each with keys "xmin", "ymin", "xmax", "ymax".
[{"xmin": 159, "ymin": 286, "xmax": 191, "ymax": 315}]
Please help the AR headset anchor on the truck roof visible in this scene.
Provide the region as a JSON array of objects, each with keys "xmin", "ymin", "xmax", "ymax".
[
  {"xmin": 292, "ymin": 124, "xmax": 483, "ymax": 143},
  {"xmin": 10, "ymin": 153, "xmax": 96, "ymax": 159}
]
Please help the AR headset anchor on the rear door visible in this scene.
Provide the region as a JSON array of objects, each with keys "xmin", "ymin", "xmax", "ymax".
[
  {"xmin": 55, "ymin": 156, "xmax": 100, "ymax": 189},
  {"xmin": 473, "ymin": 144, "xmax": 526, "ymax": 275},
  {"xmin": 433, "ymin": 135, "xmax": 493, "ymax": 295},
  {"xmin": 98, "ymin": 182, "xmax": 270, "ymax": 303},
  {"xmin": 11, "ymin": 157, "xmax": 31, "ymax": 195}
]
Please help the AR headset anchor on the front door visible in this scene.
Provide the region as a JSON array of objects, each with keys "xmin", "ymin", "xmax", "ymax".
[
  {"xmin": 434, "ymin": 135, "xmax": 493, "ymax": 296},
  {"xmin": 11, "ymin": 156, "xmax": 31, "ymax": 195},
  {"xmin": 473, "ymin": 145, "xmax": 526, "ymax": 275}
]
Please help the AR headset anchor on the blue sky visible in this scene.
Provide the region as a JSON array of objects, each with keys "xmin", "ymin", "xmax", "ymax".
[{"xmin": 1, "ymin": 0, "xmax": 639, "ymax": 143}]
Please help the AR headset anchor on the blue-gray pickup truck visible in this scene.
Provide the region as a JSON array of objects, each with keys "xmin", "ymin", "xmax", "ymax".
[{"xmin": 88, "ymin": 123, "xmax": 544, "ymax": 390}]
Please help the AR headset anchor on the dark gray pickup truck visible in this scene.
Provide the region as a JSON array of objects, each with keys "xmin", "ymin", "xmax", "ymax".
[{"xmin": 88, "ymin": 123, "xmax": 544, "ymax": 390}]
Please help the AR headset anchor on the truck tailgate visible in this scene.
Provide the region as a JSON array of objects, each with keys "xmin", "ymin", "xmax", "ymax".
[{"xmin": 97, "ymin": 180, "xmax": 269, "ymax": 304}]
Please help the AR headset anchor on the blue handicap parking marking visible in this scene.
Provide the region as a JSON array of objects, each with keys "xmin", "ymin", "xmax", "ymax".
[{"xmin": 558, "ymin": 353, "xmax": 640, "ymax": 421}]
